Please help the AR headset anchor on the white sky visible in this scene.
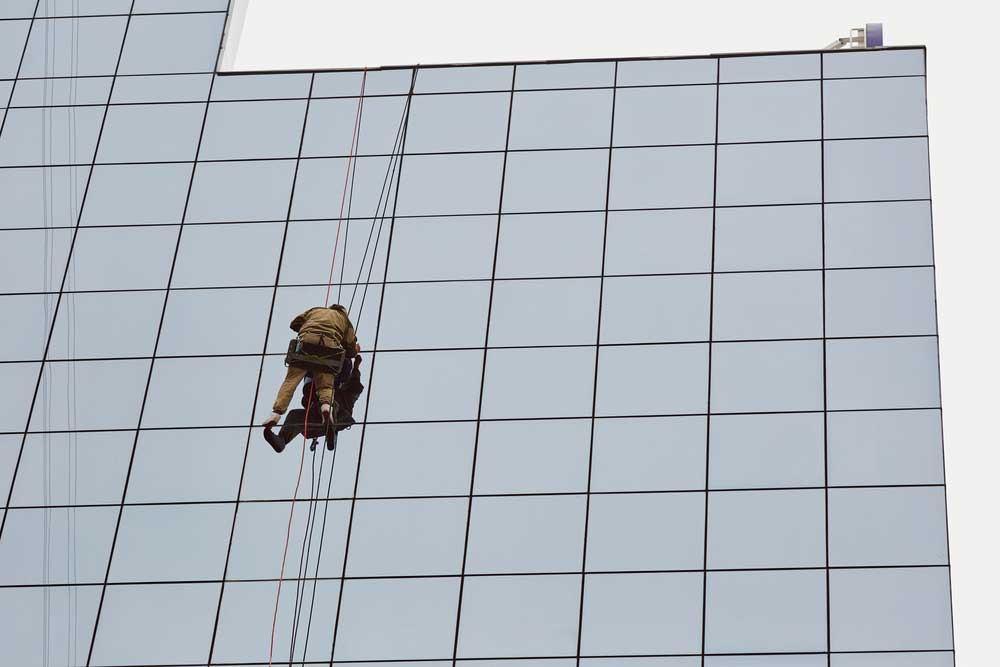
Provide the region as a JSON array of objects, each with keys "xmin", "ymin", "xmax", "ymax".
[{"xmin": 229, "ymin": 0, "xmax": 999, "ymax": 661}]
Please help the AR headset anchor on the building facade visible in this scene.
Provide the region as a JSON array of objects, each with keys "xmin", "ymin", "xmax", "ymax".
[{"xmin": 0, "ymin": 1, "xmax": 953, "ymax": 665}]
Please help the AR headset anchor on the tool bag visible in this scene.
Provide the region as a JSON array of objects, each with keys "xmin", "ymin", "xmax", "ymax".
[{"xmin": 285, "ymin": 337, "xmax": 345, "ymax": 374}]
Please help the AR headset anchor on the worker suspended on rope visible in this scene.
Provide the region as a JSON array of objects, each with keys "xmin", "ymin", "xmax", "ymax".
[{"xmin": 262, "ymin": 304, "xmax": 361, "ymax": 451}]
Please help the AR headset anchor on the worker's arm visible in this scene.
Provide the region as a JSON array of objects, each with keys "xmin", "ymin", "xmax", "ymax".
[
  {"xmin": 343, "ymin": 321, "xmax": 358, "ymax": 353},
  {"xmin": 289, "ymin": 308, "xmax": 313, "ymax": 332}
]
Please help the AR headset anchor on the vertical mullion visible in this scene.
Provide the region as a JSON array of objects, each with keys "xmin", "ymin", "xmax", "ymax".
[
  {"xmin": 0, "ymin": 0, "xmax": 128, "ymax": 544},
  {"xmin": 449, "ymin": 64, "xmax": 516, "ymax": 667},
  {"xmin": 203, "ymin": 72, "xmax": 317, "ymax": 666},
  {"xmin": 574, "ymin": 61, "xmax": 618, "ymax": 667},
  {"xmin": 84, "ymin": 3, "xmax": 228, "ymax": 662},
  {"xmin": 327, "ymin": 68, "xmax": 419, "ymax": 665},
  {"xmin": 820, "ymin": 55, "xmax": 832, "ymax": 667},
  {"xmin": 699, "ymin": 57, "xmax": 721, "ymax": 667}
]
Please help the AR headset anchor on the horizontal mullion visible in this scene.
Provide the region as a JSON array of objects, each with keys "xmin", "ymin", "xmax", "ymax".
[
  {"xmin": 3, "ymin": 482, "xmax": 950, "ymax": 512},
  {"xmin": 3, "ymin": 405, "xmax": 945, "ymax": 437}
]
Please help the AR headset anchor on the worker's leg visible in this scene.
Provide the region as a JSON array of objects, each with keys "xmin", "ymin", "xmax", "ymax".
[
  {"xmin": 272, "ymin": 365, "xmax": 308, "ymax": 415},
  {"xmin": 312, "ymin": 370, "xmax": 335, "ymax": 410}
]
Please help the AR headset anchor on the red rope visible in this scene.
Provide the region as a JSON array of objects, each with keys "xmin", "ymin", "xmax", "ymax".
[
  {"xmin": 268, "ymin": 382, "xmax": 314, "ymax": 666},
  {"xmin": 324, "ymin": 70, "xmax": 368, "ymax": 305}
]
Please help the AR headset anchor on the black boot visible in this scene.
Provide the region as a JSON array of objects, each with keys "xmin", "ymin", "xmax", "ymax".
[{"xmin": 263, "ymin": 427, "xmax": 285, "ymax": 454}]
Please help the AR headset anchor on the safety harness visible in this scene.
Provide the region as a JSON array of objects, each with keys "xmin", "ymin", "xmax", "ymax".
[{"xmin": 284, "ymin": 337, "xmax": 346, "ymax": 375}]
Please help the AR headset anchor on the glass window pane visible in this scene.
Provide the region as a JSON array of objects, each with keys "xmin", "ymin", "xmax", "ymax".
[
  {"xmin": 825, "ymin": 201, "xmax": 933, "ymax": 269},
  {"xmin": 388, "ymin": 215, "xmax": 496, "ymax": 281},
  {"xmin": 267, "ymin": 285, "xmax": 382, "ymax": 355},
  {"xmin": 457, "ymin": 574, "xmax": 579, "ymax": 658},
  {"xmin": 466, "ymin": 495, "xmax": 585, "ymax": 573},
  {"xmin": 143, "ymin": 355, "xmax": 260, "ymax": 428},
  {"xmin": 712, "ymin": 270, "xmax": 823, "ymax": 340},
  {"xmin": 127, "ymin": 427, "xmax": 244, "ymax": 502},
  {"xmin": 0, "ymin": 166, "xmax": 89, "ymax": 229},
  {"xmin": 415, "ymin": 65, "xmax": 513, "ymax": 93},
  {"xmin": 824, "ymin": 77, "xmax": 927, "ymax": 139},
  {"xmin": 0, "ymin": 362, "xmax": 39, "ymax": 431},
  {"xmin": 38, "ymin": 0, "xmax": 132, "ymax": 13},
  {"xmin": 335, "ymin": 577, "xmax": 460, "ymax": 661},
  {"xmin": 601, "ymin": 275, "xmax": 710, "ymax": 344},
  {"xmin": 708, "ymin": 489, "xmax": 825, "ymax": 568},
  {"xmin": 717, "ymin": 141, "xmax": 821, "ymax": 206},
  {"xmin": 0, "ymin": 585, "xmax": 101, "ymax": 667},
  {"xmin": 823, "ymin": 49, "xmax": 925, "ymax": 78},
  {"xmin": 714, "ymin": 204, "xmax": 822, "ymax": 272},
  {"xmin": 597, "ymin": 343, "xmax": 708, "ymax": 416},
  {"xmin": 313, "ymin": 68, "xmax": 415, "ymax": 97},
  {"xmin": 70, "ymin": 225, "xmax": 177, "ymax": 290},
  {"xmin": 0, "ymin": 106, "xmax": 104, "ymax": 166},
  {"xmin": 610, "ymin": 146, "xmax": 715, "ymax": 209},
  {"xmin": 827, "ymin": 267, "xmax": 937, "ymax": 337},
  {"xmin": 707, "ymin": 656, "xmax": 825, "ymax": 667},
  {"xmin": 515, "ymin": 61, "xmax": 614, "ymax": 89},
  {"xmin": 0, "ymin": 506, "xmax": 117, "ymax": 584},
  {"xmin": 90, "ymin": 583, "xmax": 220, "ymax": 665},
  {"xmin": 110, "ymin": 73, "xmax": 213, "ymax": 103},
  {"xmin": 0, "ymin": 1, "xmax": 34, "ymax": 19},
  {"xmin": 482, "ymin": 346, "xmax": 595, "ymax": 419},
  {"xmin": 20, "ymin": 16, "xmax": 127, "ymax": 77},
  {"xmin": 829, "ymin": 487, "xmax": 948, "ymax": 566},
  {"xmin": 214, "ymin": 579, "xmax": 340, "ymax": 664},
  {"xmin": 368, "ymin": 349, "xmax": 482, "ymax": 421},
  {"xmin": 210, "ymin": 72, "xmax": 310, "ymax": 100},
  {"xmin": 109, "ymin": 503, "xmax": 232, "ymax": 581},
  {"xmin": 718, "ymin": 81, "xmax": 820, "ymax": 142},
  {"xmin": 0, "ymin": 294, "xmax": 54, "ymax": 360},
  {"xmin": 159, "ymin": 286, "xmax": 271, "ymax": 355},
  {"xmin": 30, "ymin": 359, "xmax": 151, "ymax": 431},
  {"xmin": 489, "ymin": 278, "xmax": 599, "ymax": 346},
  {"xmin": 49, "ymin": 290, "xmax": 165, "ymax": 358},
  {"xmin": 406, "ymin": 91, "xmax": 510, "ymax": 152},
  {"xmin": 278, "ymin": 218, "xmax": 389, "ymax": 288},
  {"xmin": 11, "ymin": 76, "xmax": 112, "ymax": 106},
  {"xmin": 616, "ymin": 57, "xmax": 716, "ymax": 86},
  {"xmin": 497, "ymin": 212, "xmax": 603, "ymax": 279},
  {"xmin": 292, "ymin": 155, "xmax": 400, "ymax": 220},
  {"xmin": 581, "ymin": 572, "xmax": 702, "ymax": 655},
  {"xmin": 614, "ymin": 85, "xmax": 716, "ymax": 146},
  {"xmin": 200, "ymin": 99, "xmax": 307, "ymax": 160},
  {"xmin": 10, "ymin": 432, "xmax": 131, "ymax": 506},
  {"xmin": 82, "ymin": 162, "xmax": 193, "ymax": 225},
  {"xmin": 0, "ymin": 21, "xmax": 29, "ymax": 78},
  {"xmin": 827, "ymin": 409, "xmax": 944, "ymax": 486},
  {"xmin": 359, "ymin": 422, "xmax": 475, "ymax": 497},
  {"xmin": 826, "ymin": 337, "xmax": 940, "ymax": 410},
  {"xmin": 474, "ymin": 419, "xmax": 590, "ymax": 495},
  {"xmin": 829, "ymin": 567, "xmax": 952, "ymax": 651},
  {"xmin": 187, "ymin": 159, "xmax": 296, "ymax": 222},
  {"xmin": 396, "ymin": 153, "xmax": 503, "ymax": 217},
  {"xmin": 303, "ymin": 95, "xmax": 408, "ymax": 157},
  {"xmin": 378, "ymin": 281, "xmax": 489, "ymax": 350},
  {"xmin": 118, "ymin": 13, "xmax": 225, "ymax": 75},
  {"xmin": 605, "ymin": 209, "xmax": 713, "ymax": 275},
  {"xmin": 509, "ymin": 89, "xmax": 612, "ymax": 149},
  {"xmin": 346, "ymin": 498, "xmax": 467, "ymax": 576},
  {"xmin": 711, "ymin": 340, "xmax": 823, "ymax": 413},
  {"xmin": 720, "ymin": 53, "xmax": 820, "ymax": 82},
  {"xmin": 587, "ymin": 492, "xmax": 704, "ymax": 570},
  {"xmin": 705, "ymin": 570, "xmax": 827, "ymax": 653},
  {"xmin": 503, "ymin": 149, "xmax": 608, "ymax": 213},
  {"xmin": 227, "ymin": 499, "xmax": 348, "ymax": 579},
  {"xmin": 172, "ymin": 221, "xmax": 284, "ymax": 287},
  {"xmin": 831, "ymin": 652, "xmax": 954, "ymax": 667},
  {"xmin": 709, "ymin": 413, "xmax": 825, "ymax": 489},
  {"xmin": 591, "ymin": 416, "xmax": 706, "ymax": 492},
  {"xmin": 824, "ymin": 137, "xmax": 929, "ymax": 202}
]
